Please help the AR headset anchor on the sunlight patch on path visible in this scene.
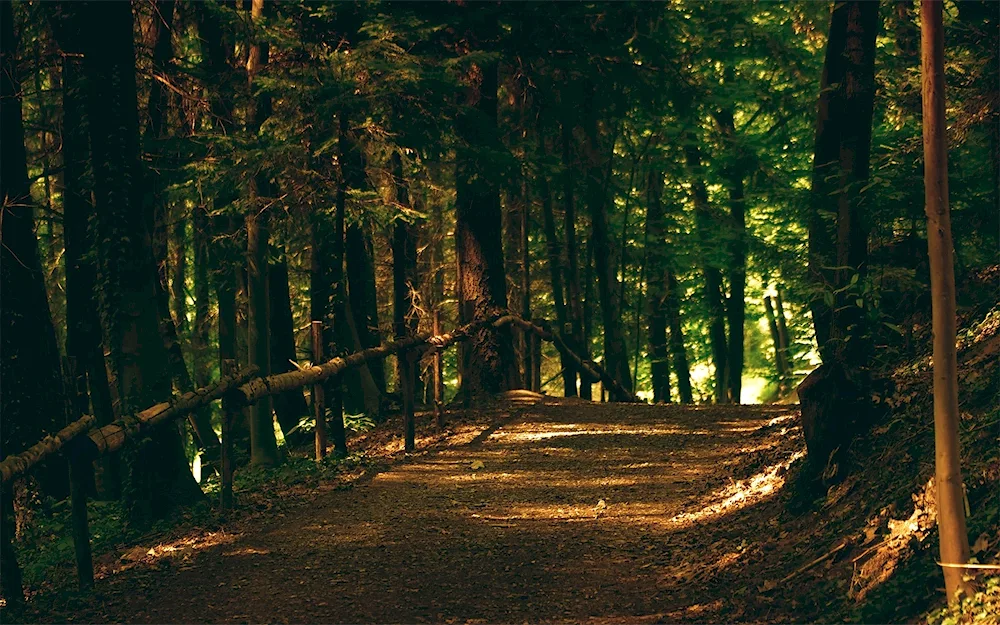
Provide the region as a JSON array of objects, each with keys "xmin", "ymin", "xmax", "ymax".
[{"xmin": 667, "ymin": 451, "xmax": 805, "ymax": 528}]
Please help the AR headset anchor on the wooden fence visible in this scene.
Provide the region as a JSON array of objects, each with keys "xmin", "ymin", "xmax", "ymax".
[{"xmin": 0, "ymin": 314, "xmax": 635, "ymax": 601}]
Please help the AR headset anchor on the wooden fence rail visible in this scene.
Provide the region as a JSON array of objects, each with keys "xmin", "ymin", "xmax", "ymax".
[{"xmin": 0, "ymin": 313, "xmax": 635, "ymax": 602}]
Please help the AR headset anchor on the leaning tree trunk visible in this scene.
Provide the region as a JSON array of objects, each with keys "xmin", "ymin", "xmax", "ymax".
[
  {"xmin": 920, "ymin": 0, "xmax": 972, "ymax": 602},
  {"xmin": 78, "ymin": 0, "xmax": 204, "ymax": 526},
  {"xmin": 455, "ymin": 56, "xmax": 516, "ymax": 396},
  {"xmin": 807, "ymin": 1, "xmax": 879, "ymax": 366},
  {"xmin": 645, "ymin": 169, "xmax": 672, "ymax": 403}
]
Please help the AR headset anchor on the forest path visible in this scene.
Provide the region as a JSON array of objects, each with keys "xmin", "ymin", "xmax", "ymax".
[{"xmin": 50, "ymin": 396, "xmax": 807, "ymax": 624}]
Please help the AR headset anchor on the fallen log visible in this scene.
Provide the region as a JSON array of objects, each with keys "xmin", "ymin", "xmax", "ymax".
[
  {"xmin": 496, "ymin": 316, "xmax": 640, "ymax": 402},
  {"xmin": 233, "ymin": 320, "xmax": 489, "ymax": 407},
  {"xmin": 1, "ymin": 414, "xmax": 97, "ymax": 484},
  {"xmin": 75, "ymin": 366, "xmax": 258, "ymax": 460}
]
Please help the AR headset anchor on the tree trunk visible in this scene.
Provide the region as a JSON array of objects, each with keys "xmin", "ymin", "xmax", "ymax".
[
  {"xmin": 715, "ymin": 109, "xmax": 746, "ymax": 404},
  {"xmin": 169, "ymin": 213, "xmax": 187, "ymax": 334},
  {"xmin": 246, "ymin": 0, "xmax": 280, "ymax": 467},
  {"xmin": 561, "ymin": 122, "xmax": 585, "ymax": 397},
  {"xmin": 645, "ymin": 169, "xmax": 671, "ymax": 403},
  {"xmin": 666, "ymin": 270, "xmax": 693, "ymax": 404},
  {"xmin": 57, "ymin": 30, "xmax": 119, "ymax": 497},
  {"xmin": 684, "ymin": 142, "xmax": 728, "ymax": 403},
  {"xmin": 392, "ymin": 152, "xmax": 420, "ymax": 447},
  {"xmin": 581, "ymin": 89, "xmax": 633, "ymax": 401},
  {"xmin": 78, "ymin": 0, "xmax": 203, "ymax": 526},
  {"xmin": 807, "ymin": 1, "xmax": 879, "ymax": 365},
  {"xmin": 774, "ymin": 289, "xmax": 793, "ymax": 373},
  {"xmin": 345, "ymin": 219, "xmax": 386, "ymax": 394},
  {"xmin": 520, "ymin": 180, "xmax": 532, "ymax": 383},
  {"xmin": 539, "ymin": 177, "xmax": 574, "ymax": 396},
  {"xmin": 1, "ymin": 0, "xmax": 70, "ymax": 503},
  {"xmin": 269, "ymin": 257, "xmax": 309, "ymax": 436},
  {"xmin": 764, "ymin": 296, "xmax": 791, "ymax": 388},
  {"xmin": 455, "ymin": 54, "xmax": 515, "ymax": 397},
  {"xmin": 192, "ymin": 203, "xmax": 211, "ymax": 389},
  {"xmin": 920, "ymin": 0, "xmax": 972, "ymax": 601}
]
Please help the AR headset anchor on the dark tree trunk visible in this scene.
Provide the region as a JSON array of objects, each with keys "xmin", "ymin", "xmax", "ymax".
[
  {"xmin": 684, "ymin": 143, "xmax": 729, "ymax": 403},
  {"xmin": 645, "ymin": 169, "xmax": 671, "ymax": 403},
  {"xmin": 503, "ymin": 183, "xmax": 526, "ymax": 386},
  {"xmin": 715, "ymin": 109, "xmax": 746, "ymax": 404},
  {"xmin": 519, "ymin": 180, "xmax": 532, "ymax": 382},
  {"xmin": 807, "ymin": 1, "xmax": 879, "ymax": 365},
  {"xmin": 169, "ymin": 214, "xmax": 187, "ymax": 334},
  {"xmin": 78, "ymin": 0, "xmax": 203, "ymax": 526},
  {"xmin": 581, "ymin": 90, "xmax": 633, "ymax": 401},
  {"xmin": 1, "ymin": 0, "xmax": 70, "ymax": 503},
  {"xmin": 58, "ymin": 38, "xmax": 119, "ymax": 498},
  {"xmin": 764, "ymin": 296, "xmax": 791, "ymax": 388},
  {"xmin": 561, "ymin": 122, "xmax": 585, "ymax": 397},
  {"xmin": 537, "ymin": 152, "xmax": 575, "ymax": 396},
  {"xmin": 192, "ymin": 203, "xmax": 211, "ymax": 388},
  {"xmin": 269, "ymin": 257, "xmax": 309, "ymax": 436},
  {"xmin": 246, "ymin": 0, "xmax": 279, "ymax": 467},
  {"xmin": 392, "ymin": 152, "xmax": 420, "ymax": 445},
  {"xmin": 455, "ymin": 57, "xmax": 516, "ymax": 396},
  {"xmin": 774, "ymin": 289, "xmax": 794, "ymax": 373},
  {"xmin": 666, "ymin": 270, "xmax": 693, "ymax": 404},
  {"xmin": 345, "ymin": 220, "xmax": 386, "ymax": 390}
]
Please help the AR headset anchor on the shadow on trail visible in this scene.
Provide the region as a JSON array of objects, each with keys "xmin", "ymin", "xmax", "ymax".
[{"xmin": 29, "ymin": 398, "xmax": 807, "ymax": 624}]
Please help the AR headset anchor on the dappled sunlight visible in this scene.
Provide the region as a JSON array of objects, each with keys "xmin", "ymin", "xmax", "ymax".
[{"xmin": 666, "ymin": 450, "xmax": 805, "ymax": 528}]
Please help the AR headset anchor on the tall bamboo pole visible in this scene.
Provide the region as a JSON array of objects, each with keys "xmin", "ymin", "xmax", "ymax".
[{"xmin": 920, "ymin": 0, "xmax": 971, "ymax": 603}]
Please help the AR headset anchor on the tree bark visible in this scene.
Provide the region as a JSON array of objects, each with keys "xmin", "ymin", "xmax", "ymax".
[
  {"xmin": 764, "ymin": 296, "xmax": 791, "ymax": 387},
  {"xmin": 536, "ymin": 131, "xmax": 575, "ymax": 396},
  {"xmin": 246, "ymin": 0, "xmax": 280, "ymax": 467},
  {"xmin": 807, "ymin": 1, "xmax": 879, "ymax": 365},
  {"xmin": 645, "ymin": 169, "xmax": 671, "ymax": 403},
  {"xmin": 269, "ymin": 257, "xmax": 309, "ymax": 436},
  {"xmin": 666, "ymin": 270, "xmax": 693, "ymax": 404},
  {"xmin": 684, "ymin": 142, "xmax": 729, "ymax": 403},
  {"xmin": 715, "ymin": 109, "xmax": 746, "ymax": 404},
  {"xmin": 774, "ymin": 289, "xmax": 793, "ymax": 373},
  {"xmin": 55, "ymin": 24, "xmax": 118, "ymax": 497},
  {"xmin": 920, "ymin": 0, "xmax": 972, "ymax": 601},
  {"xmin": 561, "ymin": 122, "xmax": 585, "ymax": 397},
  {"xmin": 1, "ymin": 0, "xmax": 70, "ymax": 502},
  {"xmin": 392, "ymin": 152, "xmax": 420, "ymax": 448},
  {"xmin": 455, "ymin": 50, "xmax": 516, "ymax": 396},
  {"xmin": 581, "ymin": 89, "xmax": 633, "ymax": 400},
  {"xmin": 77, "ymin": 0, "xmax": 204, "ymax": 526}
]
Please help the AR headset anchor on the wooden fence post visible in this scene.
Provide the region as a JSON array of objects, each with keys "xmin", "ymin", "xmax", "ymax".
[
  {"xmin": 432, "ymin": 309, "xmax": 444, "ymax": 429},
  {"xmin": 311, "ymin": 321, "xmax": 327, "ymax": 461},
  {"xmin": 68, "ymin": 452, "xmax": 93, "ymax": 590},
  {"xmin": 221, "ymin": 359, "xmax": 237, "ymax": 512},
  {"xmin": 65, "ymin": 358, "xmax": 93, "ymax": 590},
  {"xmin": 402, "ymin": 348, "xmax": 415, "ymax": 452}
]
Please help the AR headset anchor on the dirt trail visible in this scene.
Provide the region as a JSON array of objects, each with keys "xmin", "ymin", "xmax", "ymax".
[{"xmin": 35, "ymin": 395, "xmax": 807, "ymax": 624}]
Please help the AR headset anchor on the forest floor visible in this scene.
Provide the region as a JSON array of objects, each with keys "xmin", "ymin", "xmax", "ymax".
[{"xmin": 23, "ymin": 393, "xmax": 847, "ymax": 624}]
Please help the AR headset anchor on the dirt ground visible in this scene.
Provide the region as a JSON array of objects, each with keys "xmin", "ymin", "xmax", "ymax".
[{"xmin": 26, "ymin": 393, "xmax": 815, "ymax": 624}]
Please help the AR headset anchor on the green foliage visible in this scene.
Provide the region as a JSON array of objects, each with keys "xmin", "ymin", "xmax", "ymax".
[{"xmin": 927, "ymin": 577, "xmax": 1000, "ymax": 625}]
